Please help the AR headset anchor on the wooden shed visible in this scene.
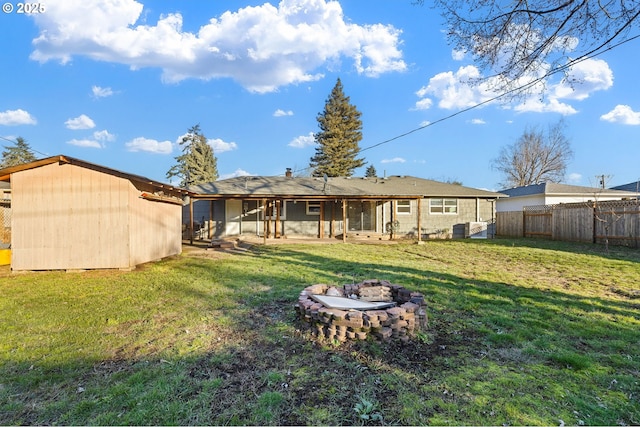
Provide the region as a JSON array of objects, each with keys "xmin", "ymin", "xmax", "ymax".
[{"xmin": 0, "ymin": 155, "xmax": 193, "ymax": 271}]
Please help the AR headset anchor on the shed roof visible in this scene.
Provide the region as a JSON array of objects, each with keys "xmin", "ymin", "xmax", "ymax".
[
  {"xmin": 0, "ymin": 155, "xmax": 194, "ymax": 198},
  {"xmin": 191, "ymin": 175, "xmax": 506, "ymax": 199},
  {"xmin": 499, "ymin": 182, "xmax": 638, "ymax": 198}
]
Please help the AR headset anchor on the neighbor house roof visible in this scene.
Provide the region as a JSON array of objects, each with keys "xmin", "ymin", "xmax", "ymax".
[
  {"xmin": 499, "ymin": 182, "xmax": 637, "ymax": 198},
  {"xmin": 0, "ymin": 155, "xmax": 195, "ymax": 198},
  {"xmin": 191, "ymin": 175, "xmax": 506, "ymax": 200},
  {"xmin": 610, "ymin": 181, "xmax": 640, "ymax": 193}
]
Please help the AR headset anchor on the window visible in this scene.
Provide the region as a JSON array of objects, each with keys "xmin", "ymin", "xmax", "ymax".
[
  {"xmin": 396, "ymin": 200, "xmax": 411, "ymax": 215},
  {"xmin": 306, "ymin": 201, "xmax": 321, "ymax": 215},
  {"xmin": 263, "ymin": 200, "xmax": 287, "ymax": 220},
  {"xmin": 429, "ymin": 198, "xmax": 458, "ymax": 214}
]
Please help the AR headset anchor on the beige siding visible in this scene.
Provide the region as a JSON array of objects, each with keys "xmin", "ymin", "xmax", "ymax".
[
  {"xmin": 11, "ymin": 162, "xmax": 182, "ymax": 271},
  {"xmin": 128, "ymin": 181, "xmax": 182, "ymax": 267},
  {"xmin": 11, "ymin": 163, "xmax": 130, "ymax": 270}
]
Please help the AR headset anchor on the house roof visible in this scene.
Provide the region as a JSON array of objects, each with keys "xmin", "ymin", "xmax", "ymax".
[
  {"xmin": 191, "ymin": 175, "xmax": 506, "ymax": 200},
  {"xmin": 499, "ymin": 182, "xmax": 638, "ymax": 198},
  {"xmin": 0, "ymin": 155, "xmax": 195, "ymax": 197},
  {"xmin": 611, "ymin": 181, "xmax": 640, "ymax": 193}
]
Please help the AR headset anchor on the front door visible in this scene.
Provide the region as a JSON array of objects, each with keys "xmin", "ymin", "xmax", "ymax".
[
  {"xmin": 347, "ymin": 201, "xmax": 376, "ymax": 232},
  {"xmin": 225, "ymin": 200, "xmax": 242, "ymax": 236}
]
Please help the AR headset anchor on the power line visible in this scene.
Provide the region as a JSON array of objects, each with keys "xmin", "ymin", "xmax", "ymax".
[
  {"xmin": 359, "ymin": 33, "xmax": 640, "ymax": 154},
  {"xmin": 293, "ymin": 32, "xmax": 640, "ymax": 176},
  {"xmin": 0, "ymin": 135, "xmax": 49, "ymax": 158}
]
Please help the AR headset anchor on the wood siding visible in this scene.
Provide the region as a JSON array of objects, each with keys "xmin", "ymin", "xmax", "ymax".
[
  {"xmin": 128, "ymin": 180, "xmax": 183, "ymax": 267},
  {"xmin": 11, "ymin": 163, "xmax": 182, "ymax": 271}
]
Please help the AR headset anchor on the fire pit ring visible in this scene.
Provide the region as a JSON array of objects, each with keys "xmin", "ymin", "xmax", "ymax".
[{"xmin": 296, "ymin": 279, "xmax": 428, "ymax": 342}]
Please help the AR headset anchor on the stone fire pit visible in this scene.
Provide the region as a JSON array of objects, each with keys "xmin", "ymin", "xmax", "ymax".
[{"xmin": 296, "ymin": 279, "xmax": 428, "ymax": 342}]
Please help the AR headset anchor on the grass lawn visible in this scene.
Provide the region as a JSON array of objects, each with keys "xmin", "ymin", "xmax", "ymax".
[{"xmin": 1, "ymin": 238, "xmax": 639, "ymax": 425}]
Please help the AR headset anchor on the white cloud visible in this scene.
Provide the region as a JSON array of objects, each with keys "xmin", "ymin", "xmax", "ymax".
[
  {"xmin": 415, "ymin": 65, "xmax": 495, "ymax": 110},
  {"xmin": 600, "ymin": 105, "xmax": 640, "ymax": 125},
  {"xmin": 381, "ymin": 157, "xmax": 406, "ymax": 164},
  {"xmin": 552, "ymin": 58, "xmax": 613, "ymax": 101},
  {"xmin": 176, "ymin": 133, "xmax": 237, "ymax": 153},
  {"xmin": 413, "ymin": 97, "xmax": 432, "ymax": 111},
  {"xmin": 416, "ymin": 57, "xmax": 613, "ymax": 115},
  {"xmin": 93, "ymin": 129, "xmax": 115, "ymax": 141},
  {"xmin": 288, "ymin": 132, "xmax": 315, "ymax": 148},
  {"xmin": 209, "ymin": 138, "xmax": 238, "ymax": 153},
  {"xmin": 65, "ymin": 114, "xmax": 96, "ymax": 130},
  {"xmin": 470, "ymin": 118, "xmax": 486, "ymax": 125},
  {"xmin": 92, "ymin": 85, "xmax": 115, "ymax": 98},
  {"xmin": 452, "ymin": 49, "xmax": 466, "ymax": 61},
  {"xmin": 274, "ymin": 109, "xmax": 294, "ymax": 117},
  {"xmin": 220, "ymin": 169, "xmax": 254, "ymax": 180},
  {"xmin": 567, "ymin": 173, "xmax": 582, "ymax": 183},
  {"xmin": 513, "ymin": 98, "xmax": 577, "ymax": 115},
  {"xmin": 67, "ymin": 138, "xmax": 102, "ymax": 148},
  {"xmin": 30, "ymin": 0, "xmax": 406, "ymax": 93},
  {"xmin": 125, "ymin": 137, "xmax": 173, "ymax": 154},
  {"xmin": 0, "ymin": 109, "xmax": 37, "ymax": 126}
]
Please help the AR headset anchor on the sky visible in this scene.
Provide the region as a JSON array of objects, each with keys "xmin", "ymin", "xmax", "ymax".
[{"xmin": 1, "ymin": 0, "xmax": 639, "ymax": 191}]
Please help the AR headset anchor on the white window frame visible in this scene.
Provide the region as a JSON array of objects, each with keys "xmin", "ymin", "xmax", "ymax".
[
  {"xmin": 306, "ymin": 201, "xmax": 321, "ymax": 215},
  {"xmin": 262, "ymin": 200, "xmax": 287, "ymax": 220},
  {"xmin": 396, "ymin": 200, "xmax": 412, "ymax": 215},
  {"xmin": 429, "ymin": 198, "xmax": 458, "ymax": 214}
]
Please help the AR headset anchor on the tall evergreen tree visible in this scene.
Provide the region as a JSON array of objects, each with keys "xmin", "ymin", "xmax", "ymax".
[
  {"xmin": 1, "ymin": 137, "xmax": 37, "ymax": 168},
  {"xmin": 166, "ymin": 124, "xmax": 218, "ymax": 187},
  {"xmin": 310, "ymin": 78, "xmax": 365, "ymax": 177},
  {"xmin": 365, "ymin": 164, "xmax": 377, "ymax": 178}
]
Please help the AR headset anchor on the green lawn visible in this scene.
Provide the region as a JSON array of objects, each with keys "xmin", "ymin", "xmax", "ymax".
[{"xmin": 1, "ymin": 238, "xmax": 639, "ymax": 425}]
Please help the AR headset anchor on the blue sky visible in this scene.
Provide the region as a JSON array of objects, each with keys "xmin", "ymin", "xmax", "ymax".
[{"xmin": 1, "ymin": 0, "xmax": 639, "ymax": 191}]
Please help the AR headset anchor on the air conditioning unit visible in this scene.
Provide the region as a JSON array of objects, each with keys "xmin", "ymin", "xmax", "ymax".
[{"xmin": 465, "ymin": 222, "xmax": 487, "ymax": 239}]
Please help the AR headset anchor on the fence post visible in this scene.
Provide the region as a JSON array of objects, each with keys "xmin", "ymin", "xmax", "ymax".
[{"xmin": 592, "ymin": 203, "xmax": 597, "ymax": 244}]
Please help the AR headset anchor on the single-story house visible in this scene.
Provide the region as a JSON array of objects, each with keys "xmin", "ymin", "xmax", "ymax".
[
  {"xmin": 496, "ymin": 182, "xmax": 638, "ymax": 212},
  {"xmin": 185, "ymin": 172, "xmax": 507, "ymax": 241},
  {"xmin": 0, "ymin": 155, "xmax": 194, "ymax": 271}
]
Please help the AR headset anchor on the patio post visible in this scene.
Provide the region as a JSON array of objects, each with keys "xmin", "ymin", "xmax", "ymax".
[{"xmin": 342, "ymin": 199, "xmax": 347, "ymax": 243}]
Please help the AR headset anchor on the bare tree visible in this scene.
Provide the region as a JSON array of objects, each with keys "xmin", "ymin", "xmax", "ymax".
[
  {"xmin": 424, "ymin": 0, "xmax": 640, "ymax": 94},
  {"xmin": 492, "ymin": 120, "xmax": 573, "ymax": 188}
]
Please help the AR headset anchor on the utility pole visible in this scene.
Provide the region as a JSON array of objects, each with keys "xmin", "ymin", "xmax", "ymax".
[{"xmin": 596, "ymin": 174, "xmax": 612, "ymax": 189}]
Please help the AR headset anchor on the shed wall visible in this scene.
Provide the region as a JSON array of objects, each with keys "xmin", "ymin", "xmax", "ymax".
[
  {"xmin": 10, "ymin": 162, "xmax": 183, "ymax": 270},
  {"xmin": 128, "ymin": 181, "xmax": 183, "ymax": 266},
  {"xmin": 11, "ymin": 163, "xmax": 130, "ymax": 270}
]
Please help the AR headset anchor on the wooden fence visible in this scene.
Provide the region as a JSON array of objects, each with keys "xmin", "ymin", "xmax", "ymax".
[{"xmin": 497, "ymin": 200, "xmax": 640, "ymax": 247}]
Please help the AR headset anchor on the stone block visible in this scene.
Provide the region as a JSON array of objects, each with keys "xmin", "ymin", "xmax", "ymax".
[
  {"xmin": 400, "ymin": 302, "xmax": 420, "ymax": 313},
  {"xmin": 386, "ymin": 307, "xmax": 406, "ymax": 318},
  {"xmin": 375, "ymin": 327, "xmax": 393, "ymax": 340},
  {"xmin": 356, "ymin": 331, "xmax": 368, "ymax": 340}
]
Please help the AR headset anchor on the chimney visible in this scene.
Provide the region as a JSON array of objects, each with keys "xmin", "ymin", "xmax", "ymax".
[{"xmin": 285, "ymin": 168, "xmax": 292, "ymax": 178}]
